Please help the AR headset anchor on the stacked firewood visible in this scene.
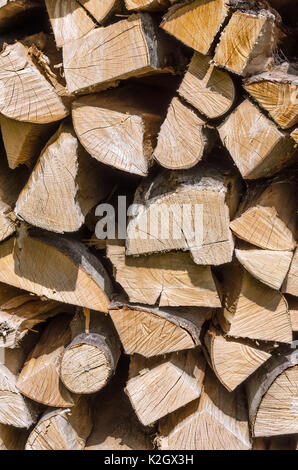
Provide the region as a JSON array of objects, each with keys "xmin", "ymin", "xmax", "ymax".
[{"xmin": 0, "ymin": 0, "xmax": 297, "ymax": 451}]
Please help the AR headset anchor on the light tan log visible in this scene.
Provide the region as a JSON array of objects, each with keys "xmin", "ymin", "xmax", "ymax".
[
  {"xmin": 218, "ymin": 99, "xmax": 296, "ymax": 179},
  {"xmin": 109, "ymin": 302, "xmax": 211, "ymax": 357},
  {"xmin": 0, "ymin": 0, "xmax": 41, "ymax": 31},
  {"xmin": 282, "ymin": 248, "xmax": 298, "ymax": 296},
  {"xmin": 205, "ymin": 327, "xmax": 271, "ymax": 392},
  {"xmin": 214, "ymin": 9, "xmax": 278, "ymax": 76},
  {"xmin": 178, "ymin": 52, "xmax": 235, "ymax": 119},
  {"xmin": 161, "ymin": 0, "xmax": 229, "ymax": 55},
  {"xmin": 125, "ymin": 0, "xmax": 177, "ymax": 11},
  {"xmin": 0, "ymin": 423, "xmax": 28, "ymax": 450},
  {"xmin": 287, "ymin": 296, "xmax": 298, "ymax": 332},
  {"xmin": 125, "ymin": 349, "xmax": 205, "ymax": 425},
  {"xmin": 60, "ymin": 310, "xmax": 121, "ymax": 395},
  {"xmin": 0, "ymin": 229, "xmax": 112, "ymax": 312},
  {"xmin": 217, "ymin": 262, "xmax": 292, "ymax": 344},
  {"xmin": 72, "ymin": 85, "xmax": 168, "ymax": 176},
  {"xmin": 246, "ymin": 348, "xmax": 298, "ymax": 437},
  {"xmin": 45, "ymin": 0, "xmax": 96, "ymax": 47},
  {"xmin": 25, "ymin": 396, "xmax": 92, "ymax": 450},
  {"xmin": 15, "ymin": 122, "xmax": 110, "ymax": 233},
  {"xmin": 244, "ymin": 65, "xmax": 298, "ymax": 129},
  {"xmin": 230, "ymin": 180, "xmax": 297, "ymax": 251},
  {"xmin": 157, "ymin": 367, "xmax": 251, "ymax": 450},
  {"xmin": 107, "ymin": 239, "xmax": 221, "ymax": 307},
  {"xmin": 235, "ymin": 246, "xmax": 293, "ymax": 290},
  {"xmin": 126, "ymin": 164, "xmax": 241, "ymax": 265},
  {"xmin": 78, "ymin": 0, "xmax": 120, "ymax": 22},
  {"xmin": 154, "ymin": 96, "xmax": 207, "ymax": 170},
  {"xmin": 63, "ymin": 14, "xmax": 176, "ymax": 95},
  {"xmin": 291, "ymin": 128, "xmax": 298, "ymax": 144},
  {"xmin": 17, "ymin": 314, "xmax": 74, "ymax": 408},
  {"xmin": 0, "ymin": 38, "xmax": 69, "ymax": 123}
]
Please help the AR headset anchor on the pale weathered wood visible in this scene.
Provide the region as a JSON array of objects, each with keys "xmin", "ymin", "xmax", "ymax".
[
  {"xmin": 158, "ymin": 367, "xmax": 251, "ymax": 450},
  {"xmin": 0, "ymin": 423, "xmax": 28, "ymax": 450},
  {"xmin": 126, "ymin": 165, "xmax": 241, "ymax": 265},
  {"xmin": 0, "ymin": 229, "xmax": 112, "ymax": 312},
  {"xmin": 60, "ymin": 310, "xmax": 121, "ymax": 394},
  {"xmin": 15, "ymin": 122, "xmax": 110, "ymax": 233},
  {"xmin": 287, "ymin": 295, "xmax": 298, "ymax": 332},
  {"xmin": 178, "ymin": 52, "xmax": 235, "ymax": 119},
  {"xmin": 63, "ymin": 14, "xmax": 177, "ymax": 95},
  {"xmin": 282, "ymin": 248, "xmax": 298, "ymax": 296},
  {"xmin": 78, "ymin": 0, "xmax": 120, "ymax": 22},
  {"xmin": 154, "ymin": 97, "xmax": 207, "ymax": 170},
  {"xmin": 161, "ymin": 0, "xmax": 229, "ymax": 55},
  {"xmin": 230, "ymin": 180, "xmax": 297, "ymax": 251},
  {"xmin": 244, "ymin": 65, "xmax": 298, "ymax": 129},
  {"xmin": 205, "ymin": 327, "xmax": 271, "ymax": 392},
  {"xmin": 17, "ymin": 314, "xmax": 74, "ymax": 408},
  {"xmin": 125, "ymin": 350, "xmax": 205, "ymax": 425},
  {"xmin": 125, "ymin": 0, "xmax": 176, "ymax": 11},
  {"xmin": 25, "ymin": 396, "xmax": 92, "ymax": 450},
  {"xmin": 107, "ymin": 239, "xmax": 221, "ymax": 307},
  {"xmin": 218, "ymin": 100, "xmax": 297, "ymax": 179},
  {"xmin": 214, "ymin": 9, "xmax": 278, "ymax": 76},
  {"xmin": 0, "ymin": 0, "xmax": 41, "ymax": 31},
  {"xmin": 217, "ymin": 262, "xmax": 293, "ymax": 344},
  {"xmin": 291, "ymin": 128, "xmax": 298, "ymax": 144},
  {"xmin": 72, "ymin": 85, "xmax": 168, "ymax": 176},
  {"xmin": 109, "ymin": 302, "xmax": 211, "ymax": 357}
]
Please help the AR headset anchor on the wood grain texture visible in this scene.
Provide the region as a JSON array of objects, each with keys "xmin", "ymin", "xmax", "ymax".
[
  {"xmin": 282, "ymin": 248, "xmax": 298, "ymax": 296},
  {"xmin": 78, "ymin": 0, "xmax": 120, "ymax": 22}
]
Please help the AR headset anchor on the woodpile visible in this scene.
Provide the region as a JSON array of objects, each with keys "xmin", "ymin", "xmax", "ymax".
[{"xmin": 0, "ymin": 0, "xmax": 297, "ymax": 451}]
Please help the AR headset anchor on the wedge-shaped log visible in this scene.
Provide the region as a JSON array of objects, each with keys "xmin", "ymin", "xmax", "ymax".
[
  {"xmin": 125, "ymin": 0, "xmax": 177, "ymax": 11},
  {"xmin": 161, "ymin": 0, "xmax": 229, "ymax": 55},
  {"xmin": 214, "ymin": 9, "xmax": 278, "ymax": 76},
  {"xmin": 282, "ymin": 248, "xmax": 298, "ymax": 296},
  {"xmin": 60, "ymin": 310, "xmax": 121, "ymax": 395},
  {"xmin": 0, "ymin": 423, "xmax": 28, "ymax": 450},
  {"xmin": 107, "ymin": 239, "xmax": 221, "ymax": 307},
  {"xmin": 109, "ymin": 302, "xmax": 211, "ymax": 357},
  {"xmin": 72, "ymin": 86, "xmax": 169, "ymax": 176},
  {"xmin": 218, "ymin": 100, "xmax": 297, "ymax": 179},
  {"xmin": 25, "ymin": 397, "xmax": 92, "ymax": 450},
  {"xmin": 78, "ymin": 0, "xmax": 120, "ymax": 22},
  {"xmin": 126, "ymin": 164, "xmax": 240, "ymax": 265},
  {"xmin": 154, "ymin": 97, "xmax": 206, "ymax": 170},
  {"xmin": 45, "ymin": 0, "xmax": 96, "ymax": 47},
  {"xmin": 291, "ymin": 128, "xmax": 298, "ymax": 144},
  {"xmin": 125, "ymin": 350, "xmax": 205, "ymax": 425},
  {"xmin": 63, "ymin": 14, "xmax": 176, "ymax": 94},
  {"xmin": 158, "ymin": 368, "xmax": 251, "ymax": 450},
  {"xmin": 16, "ymin": 314, "xmax": 74, "ymax": 408},
  {"xmin": 0, "ymin": 0, "xmax": 41, "ymax": 31},
  {"xmin": 178, "ymin": 52, "xmax": 235, "ymax": 119},
  {"xmin": 217, "ymin": 262, "xmax": 292, "ymax": 344},
  {"xmin": 235, "ymin": 246, "xmax": 293, "ymax": 290},
  {"xmin": 15, "ymin": 122, "xmax": 110, "ymax": 233},
  {"xmin": 0, "ymin": 230, "xmax": 112, "ymax": 312},
  {"xmin": 230, "ymin": 180, "xmax": 297, "ymax": 251},
  {"xmin": 288, "ymin": 296, "xmax": 298, "ymax": 332},
  {"xmin": 205, "ymin": 327, "xmax": 271, "ymax": 392},
  {"xmin": 246, "ymin": 348, "xmax": 298, "ymax": 437},
  {"xmin": 244, "ymin": 65, "xmax": 298, "ymax": 129}
]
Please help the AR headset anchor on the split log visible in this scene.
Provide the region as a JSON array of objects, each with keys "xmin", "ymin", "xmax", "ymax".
[
  {"xmin": 0, "ymin": 38, "xmax": 69, "ymax": 123},
  {"xmin": 0, "ymin": 423, "xmax": 28, "ymax": 450},
  {"xmin": 205, "ymin": 326, "xmax": 271, "ymax": 392},
  {"xmin": 0, "ymin": 229, "xmax": 112, "ymax": 311},
  {"xmin": 157, "ymin": 367, "xmax": 251, "ymax": 450},
  {"xmin": 60, "ymin": 310, "xmax": 121, "ymax": 395},
  {"xmin": 109, "ymin": 302, "xmax": 211, "ymax": 356},
  {"xmin": 125, "ymin": 0, "xmax": 176, "ymax": 11},
  {"xmin": 17, "ymin": 314, "xmax": 74, "ymax": 408},
  {"xmin": 15, "ymin": 122, "xmax": 110, "ymax": 233},
  {"xmin": 45, "ymin": 0, "xmax": 96, "ymax": 47},
  {"xmin": 0, "ymin": 0, "xmax": 41, "ymax": 31},
  {"xmin": 230, "ymin": 180, "xmax": 297, "ymax": 251},
  {"xmin": 125, "ymin": 349, "xmax": 205, "ymax": 425},
  {"xmin": 218, "ymin": 100, "xmax": 297, "ymax": 179},
  {"xmin": 178, "ymin": 52, "xmax": 235, "ymax": 119},
  {"xmin": 107, "ymin": 238, "xmax": 221, "ymax": 307},
  {"xmin": 244, "ymin": 65, "xmax": 298, "ymax": 129},
  {"xmin": 287, "ymin": 296, "xmax": 298, "ymax": 332},
  {"xmin": 153, "ymin": 96, "xmax": 207, "ymax": 170},
  {"xmin": 235, "ymin": 246, "xmax": 293, "ymax": 290},
  {"xmin": 25, "ymin": 396, "xmax": 92, "ymax": 450},
  {"xmin": 161, "ymin": 0, "xmax": 230, "ymax": 55},
  {"xmin": 291, "ymin": 128, "xmax": 298, "ymax": 144},
  {"xmin": 217, "ymin": 262, "xmax": 293, "ymax": 344},
  {"xmin": 246, "ymin": 348, "xmax": 298, "ymax": 437},
  {"xmin": 72, "ymin": 85, "xmax": 169, "ymax": 176},
  {"xmin": 282, "ymin": 248, "xmax": 298, "ymax": 296},
  {"xmin": 0, "ymin": 115, "xmax": 57, "ymax": 169},
  {"xmin": 78, "ymin": 0, "xmax": 120, "ymax": 22},
  {"xmin": 126, "ymin": 164, "xmax": 241, "ymax": 265},
  {"xmin": 63, "ymin": 14, "xmax": 178, "ymax": 95},
  {"xmin": 213, "ymin": 9, "xmax": 278, "ymax": 76}
]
